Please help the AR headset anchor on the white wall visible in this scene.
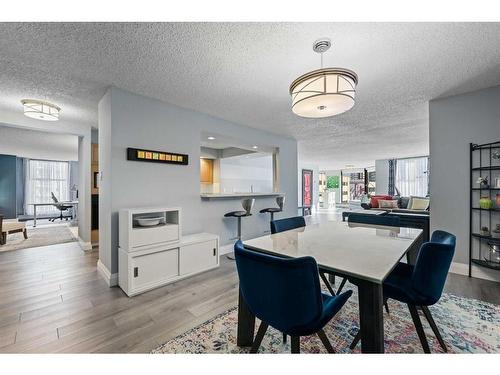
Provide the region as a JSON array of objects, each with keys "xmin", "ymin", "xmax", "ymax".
[
  {"xmin": 429, "ymin": 85, "xmax": 500, "ymax": 281},
  {"xmin": 99, "ymin": 87, "xmax": 298, "ymax": 275},
  {"xmin": 0, "ymin": 125, "xmax": 78, "ymax": 161},
  {"xmin": 375, "ymin": 159, "xmax": 389, "ymax": 195},
  {"xmin": 219, "ymin": 154, "xmax": 273, "ymax": 193}
]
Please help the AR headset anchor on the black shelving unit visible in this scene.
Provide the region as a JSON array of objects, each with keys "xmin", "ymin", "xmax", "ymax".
[{"xmin": 469, "ymin": 141, "xmax": 500, "ymax": 276}]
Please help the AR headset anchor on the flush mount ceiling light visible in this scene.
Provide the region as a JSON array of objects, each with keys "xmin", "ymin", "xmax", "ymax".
[
  {"xmin": 289, "ymin": 38, "xmax": 358, "ymax": 118},
  {"xmin": 207, "ymin": 136, "xmax": 216, "ymax": 140},
  {"xmin": 21, "ymin": 99, "xmax": 61, "ymax": 121}
]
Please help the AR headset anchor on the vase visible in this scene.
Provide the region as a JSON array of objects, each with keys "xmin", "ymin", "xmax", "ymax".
[{"xmin": 479, "ymin": 197, "xmax": 494, "ymax": 209}]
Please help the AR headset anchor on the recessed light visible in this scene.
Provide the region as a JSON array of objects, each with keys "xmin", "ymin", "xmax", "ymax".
[
  {"xmin": 21, "ymin": 99, "xmax": 60, "ymax": 121},
  {"xmin": 252, "ymin": 145, "xmax": 258, "ymax": 149},
  {"xmin": 207, "ymin": 136, "xmax": 215, "ymax": 140}
]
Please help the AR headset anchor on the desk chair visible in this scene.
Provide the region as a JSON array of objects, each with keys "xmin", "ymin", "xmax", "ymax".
[
  {"xmin": 234, "ymin": 240, "xmax": 352, "ymax": 353},
  {"xmin": 50, "ymin": 192, "xmax": 72, "ymax": 222}
]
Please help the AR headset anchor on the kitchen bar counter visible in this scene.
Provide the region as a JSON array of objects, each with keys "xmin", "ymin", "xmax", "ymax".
[{"xmin": 200, "ymin": 192, "xmax": 282, "ymax": 200}]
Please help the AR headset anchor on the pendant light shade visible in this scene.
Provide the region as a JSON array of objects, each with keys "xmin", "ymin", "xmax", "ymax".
[
  {"xmin": 21, "ymin": 99, "xmax": 61, "ymax": 121},
  {"xmin": 289, "ymin": 68, "xmax": 357, "ymax": 118},
  {"xmin": 289, "ymin": 39, "xmax": 358, "ymax": 118}
]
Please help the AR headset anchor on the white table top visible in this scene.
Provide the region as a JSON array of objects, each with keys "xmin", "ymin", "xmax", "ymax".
[{"xmin": 244, "ymin": 220, "xmax": 422, "ymax": 284}]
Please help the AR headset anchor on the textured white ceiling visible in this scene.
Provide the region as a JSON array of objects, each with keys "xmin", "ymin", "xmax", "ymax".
[{"xmin": 1, "ymin": 23, "xmax": 500, "ymax": 169}]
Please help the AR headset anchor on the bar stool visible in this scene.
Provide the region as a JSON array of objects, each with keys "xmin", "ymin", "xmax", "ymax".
[
  {"xmin": 259, "ymin": 196, "xmax": 285, "ymax": 224},
  {"xmin": 224, "ymin": 198, "xmax": 255, "ymax": 260}
]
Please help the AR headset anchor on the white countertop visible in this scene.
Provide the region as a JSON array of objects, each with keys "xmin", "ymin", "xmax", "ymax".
[
  {"xmin": 244, "ymin": 220, "xmax": 422, "ymax": 284},
  {"xmin": 200, "ymin": 192, "xmax": 283, "ymax": 199}
]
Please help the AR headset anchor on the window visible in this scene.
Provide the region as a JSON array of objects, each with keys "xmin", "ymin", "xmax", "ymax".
[
  {"xmin": 395, "ymin": 157, "xmax": 429, "ymax": 197},
  {"xmin": 25, "ymin": 159, "xmax": 70, "ymax": 215}
]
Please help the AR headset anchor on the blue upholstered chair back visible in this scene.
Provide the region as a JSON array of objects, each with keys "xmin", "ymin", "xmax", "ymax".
[
  {"xmin": 270, "ymin": 216, "xmax": 306, "ymax": 234},
  {"xmin": 411, "ymin": 230, "xmax": 456, "ymax": 305},
  {"xmin": 431, "ymin": 230, "xmax": 456, "ymax": 246},
  {"xmin": 347, "ymin": 213, "xmax": 400, "ymax": 227},
  {"xmin": 234, "ymin": 240, "xmax": 323, "ymax": 333}
]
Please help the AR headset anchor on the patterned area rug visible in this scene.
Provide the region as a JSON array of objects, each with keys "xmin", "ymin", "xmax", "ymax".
[
  {"xmin": 152, "ymin": 287, "xmax": 500, "ymax": 354},
  {"xmin": 0, "ymin": 224, "xmax": 77, "ymax": 253}
]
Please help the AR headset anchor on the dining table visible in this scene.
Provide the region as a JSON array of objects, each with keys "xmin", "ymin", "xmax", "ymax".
[{"xmin": 240, "ymin": 219, "xmax": 423, "ymax": 353}]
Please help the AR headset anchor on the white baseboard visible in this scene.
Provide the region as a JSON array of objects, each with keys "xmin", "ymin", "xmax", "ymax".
[
  {"xmin": 450, "ymin": 261, "xmax": 500, "ymax": 283},
  {"xmin": 97, "ymin": 260, "xmax": 119, "ymax": 287},
  {"xmin": 219, "ymin": 243, "xmax": 234, "ymax": 256},
  {"xmin": 78, "ymin": 237, "xmax": 92, "ymax": 251}
]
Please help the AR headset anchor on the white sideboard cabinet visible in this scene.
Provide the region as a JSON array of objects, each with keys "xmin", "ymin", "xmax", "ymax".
[{"xmin": 118, "ymin": 207, "xmax": 219, "ymax": 297}]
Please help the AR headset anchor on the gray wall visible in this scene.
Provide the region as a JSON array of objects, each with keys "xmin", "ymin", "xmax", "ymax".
[
  {"xmin": 0, "ymin": 124, "xmax": 78, "ymax": 161},
  {"xmin": 429, "ymin": 85, "xmax": 500, "ymax": 274},
  {"xmin": 0, "ymin": 154, "xmax": 17, "ymax": 218},
  {"xmin": 99, "ymin": 87, "xmax": 298, "ymax": 274}
]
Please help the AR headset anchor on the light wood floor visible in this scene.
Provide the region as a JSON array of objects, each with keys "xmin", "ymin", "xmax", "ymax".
[
  {"xmin": 0, "ymin": 242, "xmax": 239, "ymax": 353},
  {"xmin": 0, "ymin": 235, "xmax": 498, "ymax": 353}
]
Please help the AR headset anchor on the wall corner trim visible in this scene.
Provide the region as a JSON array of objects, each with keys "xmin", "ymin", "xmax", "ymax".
[
  {"xmin": 97, "ymin": 259, "xmax": 119, "ymax": 287},
  {"xmin": 78, "ymin": 238, "xmax": 92, "ymax": 251}
]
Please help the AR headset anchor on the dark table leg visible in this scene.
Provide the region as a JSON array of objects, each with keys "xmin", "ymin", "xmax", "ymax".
[
  {"xmin": 237, "ymin": 287, "xmax": 255, "ymax": 347},
  {"xmin": 357, "ymin": 280, "xmax": 384, "ymax": 353}
]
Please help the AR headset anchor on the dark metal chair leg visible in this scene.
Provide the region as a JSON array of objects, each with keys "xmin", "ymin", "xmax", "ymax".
[
  {"xmin": 384, "ymin": 302, "xmax": 390, "ymax": 314},
  {"xmin": 408, "ymin": 304, "xmax": 431, "ymax": 353},
  {"xmin": 291, "ymin": 336, "xmax": 300, "ymax": 353},
  {"xmin": 349, "ymin": 330, "xmax": 361, "ymax": 350},
  {"xmin": 317, "ymin": 329, "xmax": 335, "ymax": 353},
  {"xmin": 319, "ymin": 272, "xmax": 336, "ymax": 296},
  {"xmin": 250, "ymin": 322, "xmax": 269, "ymax": 353},
  {"xmin": 282, "ymin": 333, "xmax": 287, "ymax": 344},
  {"xmin": 336, "ymin": 277, "xmax": 347, "ymax": 294},
  {"xmin": 421, "ymin": 306, "xmax": 447, "ymax": 352}
]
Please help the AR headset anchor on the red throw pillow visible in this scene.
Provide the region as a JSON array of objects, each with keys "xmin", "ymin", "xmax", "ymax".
[{"xmin": 370, "ymin": 195, "xmax": 393, "ymax": 208}]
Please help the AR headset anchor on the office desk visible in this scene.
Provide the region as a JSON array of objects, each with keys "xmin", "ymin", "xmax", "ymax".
[{"xmin": 28, "ymin": 201, "xmax": 78, "ymax": 227}]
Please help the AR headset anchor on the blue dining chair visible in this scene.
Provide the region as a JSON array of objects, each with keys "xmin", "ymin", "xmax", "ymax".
[
  {"xmin": 270, "ymin": 216, "xmax": 306, "ymax": 234},
  {"xmin": 271, "ymin": 215, "xmax": 338, "ymax": 299},
  {"xmin": 350, "ymin": 230, "xmax": 456, "ymax": 353},
  {"xmin": 234, "ymin": 240, "xmax": 353, "ymax": 353}
]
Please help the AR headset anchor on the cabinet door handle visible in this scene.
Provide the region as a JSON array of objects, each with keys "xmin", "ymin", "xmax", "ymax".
[
  {"xmin": 213, "ymin": 248, "xmax": 217, "ymax": 256},
  {"xmin": 134, "ymin": 267, "xmax": 139, "ymax": 277}
]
